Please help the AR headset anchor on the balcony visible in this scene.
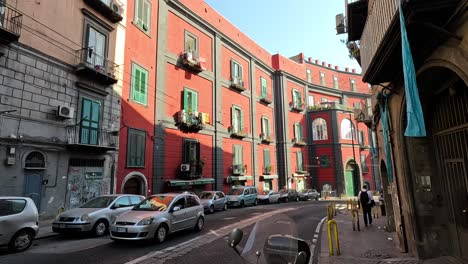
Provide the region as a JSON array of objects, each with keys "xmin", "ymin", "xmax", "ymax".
[
  {"xmin": 259, "ymin": 133, "xmax": 274, "ymax": 144},
  {"xmin": 292, "ymin": 138, "xmax": 307, "ymax": 147},
  {"xmin": 263, "ymin": 165, "xmax": 273, "ymax": 175},
  {"xmin": 75, "ymin": 47, "xmax": 119, "ymax": 85},
  {"xmin": 232, "ymin": 164, "xmax": 246, "ymax": 176},
  {"xmin": 295, "ymin": 168, "xmax": 308, "ymax": 175},
  {"xmin": 354, "ymin": 108, "xmax": 372, "ymax": 128},
  {"xmin": 289, "ymin": 101, "xmax": 304, "ymax": 112},
  {"xmin": 230, "ymin": 77, "xmax": 246, "ymax": 92},
  {"xmin": 66, "ymin": 123, "xmax": 118, "ymax": 151},
  {"xmin": 259, "ymin": 95, "xmax": 272, "ymax": 105},
  {"xmin": 180, "ymin": 51, "xmax": 206, "ymax": 73},
  {"xmin": 308, "ymin": 102, "xmax": 352, "ymax": 112},
  {"xmin": 176, "ymin": 110, "xmax": 208, "ymax": 132},
  {"xmin": 0, "ymin": 5, "xmax": 23, "ymax": 43},
  {"xmin": 229, "ymin": 126, "xmax": 247, "ymax": 139},
  {"xmin": 357, "ymin": 0, "xmax": 463, "ymax": 84},
  {"xmin": 360, "ymin": 143, "xmax": 371, "ymax": 149},
  {"xmin": 83, "ymin": 0, "xmax": 124, "ymax": 23}
]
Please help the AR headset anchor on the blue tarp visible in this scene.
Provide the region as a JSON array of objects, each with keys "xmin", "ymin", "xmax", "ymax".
[
  {"xmin": 380, "ymin": 97, "xmax": 394, "ymax": 183},
  {"xmin": 399, "ymin": 2, "xmax": 427, "ymax": 137}
]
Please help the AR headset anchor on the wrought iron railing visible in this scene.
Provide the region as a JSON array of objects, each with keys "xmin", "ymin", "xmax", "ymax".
[
  {"xmin": 75, "ymin": 47, "xmax": 119, "ymax": 79},
  {"xmin": 0, "ymin": 4, "xmax": 23, "ymax": 37},
  {"xmin": 177, "ymin": 110, "xmax": 204, "ymax": 129},
  {"xmin": 66, "ymin": 123, "xmax": 118, "ymax": 148}
]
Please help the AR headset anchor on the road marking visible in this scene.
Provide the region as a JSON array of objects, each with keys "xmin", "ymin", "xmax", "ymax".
[
  {"xmin": 209, "ymin": 229, "xmax": 220, "ymax": 236},
  {"xmin": 222, "ymin": 217, "xmax": 236, "ymax": 220}
]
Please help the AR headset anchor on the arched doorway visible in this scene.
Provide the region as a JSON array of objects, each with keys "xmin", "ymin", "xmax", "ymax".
[
  {"xmin": 121, "ymin": 173, "xmax": 147, "ymax": 195},
  {"xmin": 23, "ymin": 151, "xmax": 46, "ymax": 210},
  {"xmin": 345, "ymin": 160, "xmax": 360, "ymax": 197}
]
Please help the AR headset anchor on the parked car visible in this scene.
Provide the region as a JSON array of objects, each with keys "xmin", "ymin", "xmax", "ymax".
[
  {"xmin": 0, "ymin": 197, "xmax": 39, "ymax": 252},
  {"xmin": 257, "ymin": 190, "xmax": 280, "ymax": 204},
  {"xmin": 278, "ymin": 189, "xmax": 300, "ymax": 202},
  {"xmin": 110, "ymin": 193, "xmax": 204, "ymax": 243},
  {"xmin": 198, "ymin": 191, "xmax": 228, "ymax": 213},
  {"xmin": 53, "ymin": 194, "xmax": 144, "ymax": 236},
  {"xmin": 226, "ymin": 186, "xmax": 258, "ymax": 207},
  {"xmin": 299, "ymin": 189, "xmax": 320, "ymax": 201}
]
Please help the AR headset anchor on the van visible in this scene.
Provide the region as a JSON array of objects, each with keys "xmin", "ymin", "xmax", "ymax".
[{"xmin": 225, "ymin": 186, "xmax": 258, "ymax": 207}]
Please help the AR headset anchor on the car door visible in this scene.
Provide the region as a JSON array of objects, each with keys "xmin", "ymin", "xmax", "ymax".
[
  {"xmin": 185, "ymin": 195, "xmax": 201, "ymax": 228},
  {"xmin": 244, "ymin": 188, "xmax": 252, "ymax": 205},
  {"xmin": 169, "ymin": 197, "xmax": 187, "ymax": 231},
  {"xmin": 214, "ymin": 192, "xmax": 223, "ymax": 210}
]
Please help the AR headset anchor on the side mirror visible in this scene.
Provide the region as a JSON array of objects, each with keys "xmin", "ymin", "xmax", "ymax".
[
  {"xmin": 111, "ymin": 204, "xmax": 120, "ymax": 209},
  {"xmin": 294, "ymin": 251, "xmax": 308, "ymax": 264},
  {"xmin": 172, "ymin": 206, "xmax": 181, "ymax": 212},
  {"xmin": 228, "ymin": 228, "xmax": 243, "ymax": 254},
  {"xmin": 214, "ymin": 197, "xmax": 217, "ymax": 200}
]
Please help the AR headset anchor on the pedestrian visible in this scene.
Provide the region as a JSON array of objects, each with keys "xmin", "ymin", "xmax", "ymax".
[
  {"xmin": 379, "ymin": 193, "xmax": 386, "ymax": 216},
  {"xmin": 358, "ymin": 185, "xmax": 373, "ymax": 227}
]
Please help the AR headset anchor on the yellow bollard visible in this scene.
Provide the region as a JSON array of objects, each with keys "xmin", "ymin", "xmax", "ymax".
[
  {"xmin": 327, "ymin": 204, "xmax": 334, "ymax": 220},
  {"xmin": 351, "ymin": 208, "xmax": 360, "ymax": 231},
  {"xmin": 327, "ymin": 219, "xmax": 340, "ymax": 256}
]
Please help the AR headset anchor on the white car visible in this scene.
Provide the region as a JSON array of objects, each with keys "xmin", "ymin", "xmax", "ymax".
[
  {"xmin": 0, "ymin": 197, "xmax": 39, "ymax": 252},
  {"xmin": 257, "ymin": 190, "xmax": 280, "ymax": 204}
]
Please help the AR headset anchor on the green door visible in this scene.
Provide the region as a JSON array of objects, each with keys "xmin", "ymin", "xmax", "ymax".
[
  {"xmin": 81, "ymin": 98, "xmax": 101, "ymax": 145},
  {"xmin": 345, "ymin": 170, "xmax": 355, "ymax": 197}
]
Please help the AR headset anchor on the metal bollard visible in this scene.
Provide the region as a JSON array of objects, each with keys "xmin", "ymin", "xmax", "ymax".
[
  {"xmin": 327, "ymin": 204, "xmax": 334, "ymax": 220},
  {"xmin": 351, "ymin": 208, "xmax": 360, "ymax": 231},
  {"xmin": 327, "ymin": 219, "xmax": 340, "ymax": 256}
]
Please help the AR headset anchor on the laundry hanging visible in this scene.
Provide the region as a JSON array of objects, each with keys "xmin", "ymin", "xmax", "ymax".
[{"xmin": 380, "ymin": 97, "xmax": 393, "ymax": 183}]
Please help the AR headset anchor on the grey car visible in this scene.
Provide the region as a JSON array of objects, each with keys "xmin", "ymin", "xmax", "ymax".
[
  {"xmin": 299, "ymin": 189, "xmax": 320, "ymax": 201},
  {"xmin": 53, "ymin": 194, "xmax": 144, "ymax": 236},
  {"xmin": 0, "ymin": 197, "xmax": 39, "ymax": 252},
  {"xmin": 198, "ymin": 191, "xmax": 228, "ymax": 213},
  {"xmin": 110, "ymin": 193, "xmax": 205, "ymax": 243}
]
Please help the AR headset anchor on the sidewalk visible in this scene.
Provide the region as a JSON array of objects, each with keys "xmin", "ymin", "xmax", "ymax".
[
  {"xmin": 318, "ymin": 208, "xmax": 466, "ymax": 264},
  {"xmin": 36, "ymin": 219, "xmax": 58, "ymax": 240}
]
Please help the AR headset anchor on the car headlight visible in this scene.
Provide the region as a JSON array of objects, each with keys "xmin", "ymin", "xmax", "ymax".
[
  {"xmin": 137, "ymin": 217, "xmax": 154, "ymax": 226},
  {"xmin": 81, "ymin": 214, "xmax": 90, "ymax": 222}
]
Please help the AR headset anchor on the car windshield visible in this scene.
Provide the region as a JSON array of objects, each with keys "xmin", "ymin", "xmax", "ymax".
[
  {"xmin": 279, "ymin": 189, "xmax": 287, "ymax": 194},
  {"xmin": 133, "ymin": 195, "xmax": 174, "ymax": 211},
  {"xmin": 262, "ymin": 191, "xmax": 271, "ymax": 195},
  {"xmin": 228, "ymin": 189, "xmax": 244, "ymax": 195},
  {"xmin": 199, "ymin": 192, "xmax": 213, "ymax": 199},
  {"xmin": 80, "ymin": 196, "xmax": 116, "ymax": 208}
]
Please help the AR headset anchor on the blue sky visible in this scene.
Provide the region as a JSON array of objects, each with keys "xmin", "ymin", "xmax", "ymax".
[{"xmin": 204, "ymin": 0, "xmax": 361, "ymax": 72}]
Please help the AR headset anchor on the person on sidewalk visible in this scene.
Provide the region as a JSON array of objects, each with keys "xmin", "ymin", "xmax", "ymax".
[{"xmin": 358, "ymin": 185, "xmax": 373, "ymax": 227}]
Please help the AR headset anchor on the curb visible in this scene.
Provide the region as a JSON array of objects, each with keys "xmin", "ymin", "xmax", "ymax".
[
  {"xmin": 35, "ymin": 233, "xmax": 60, "ymax": 240},
  {"xmin": 311, "ymin": 216, "xmax": 327, "ymax": 264}
]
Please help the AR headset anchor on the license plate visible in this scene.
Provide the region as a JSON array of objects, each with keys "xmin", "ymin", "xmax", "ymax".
[
  {"xmin": 117, "ymin": 227, "xmax": 127, "ymax": 233},
  {"xmin": 59, "ymin": 224, "xmax": 66, "ymax": 228}
]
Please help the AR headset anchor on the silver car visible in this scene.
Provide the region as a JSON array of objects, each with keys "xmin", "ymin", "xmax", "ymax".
[
  {"xmin": 299, "ymin": 189, "xmax": 320, "ymax": 201},
  {"xmin": 0, "ymin": 197, "xmax": 39, "ymax": 252},
  {"xmin": 53, "ymin": 194, "xmax": 144, "ymax": 236},
  {"xmin": 257, "ymin": 190, "xmax": 280, "ymax": 204},
  {"xmin": 198, "ymin": 191, "xmax": 228, "ymax": 213},
  {"xmin": 110, "ymin": 193, "xmax": 204, "ymax": 243}
]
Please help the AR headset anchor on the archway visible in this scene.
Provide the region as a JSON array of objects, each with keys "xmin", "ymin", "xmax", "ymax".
[
  {"xmin": 121, "ymin": 172, "xmax": 148, "ymax": 195},
  {"xmin": 344, "ymin": 160, "xmax": 360, "ymax": 197}
]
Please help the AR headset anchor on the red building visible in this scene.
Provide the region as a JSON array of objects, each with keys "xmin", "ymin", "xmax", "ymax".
[{"xmin": 116, "ymin": 0, "xmax": 375, "ymax": 197}]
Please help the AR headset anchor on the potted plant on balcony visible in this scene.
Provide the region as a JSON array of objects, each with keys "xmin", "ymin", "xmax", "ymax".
[
  {"xmin": 264, "ymin": 165, "xmax": 273, "ymax": 175},
  {"xmin": 242, "ymin": 164, "xmax": 248, "ymax": 174}
]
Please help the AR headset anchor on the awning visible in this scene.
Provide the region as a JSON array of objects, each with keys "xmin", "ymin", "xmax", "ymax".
[
  {"xmin": 167, "ymin": 178, "xmax": 214, "ymax": 187},
  {"xmin": 293, "ymin": 173, "xmax": 310, "ymax": 177},
  {"xmin": 260, "ymin": 175, "xmax": 278, "ymax": 181},
  {"xmin": 227, "ymin": 175, "xmax": 253, "ymax": 182}
]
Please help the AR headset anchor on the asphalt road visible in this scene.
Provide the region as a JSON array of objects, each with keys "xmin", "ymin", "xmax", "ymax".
[{"xmin": 0, "ymin": 200, "xmax": 329, "ymax": 264}]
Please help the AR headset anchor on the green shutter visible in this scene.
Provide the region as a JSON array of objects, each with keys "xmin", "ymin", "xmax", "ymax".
[
  {"xmin": 263, "ymin": 149, "xmax": 271, "ymax": 167},
  {"xmin": 261, "ymin": 77, "xmax": 267, "ymax": 97},
  {"xmin": 297, "ymin": 91, "xmax": 302, "ymax": 107},
  {"xmin": 231, "ymin": 106, "xmax": 235, "ymax": 131},
  {"xmin": 230, "ymin": 60, "xmax": 235, "ymax": 80},
  {"xmin": 140, "ymin": 70, "xmax": 147, "ymax": 104},
  {"xmin": 192, "ymin": 90, "xmax": 198, "ymax": 112},
  {"xmin": 239, "ymin": 64, "xmax": 243, "ymax": 80},
  {"xmin": 240, "ymin": 109, "xmax": 244, "ymax": 131},
  {"xmin": 298, "ymin": 123, "xmax": 303, "ymax": 139},
  {"xmin": 291, "ymin": 89, "xmax": 295, "ymax": 103},
  {"xmin": 183, "ymin": 89, "xmax": 189, "ymax": 111}
]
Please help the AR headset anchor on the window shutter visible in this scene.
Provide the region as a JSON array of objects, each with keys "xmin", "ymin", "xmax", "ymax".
[
  {"xmin": 140, "ymin": 70, "xmax": 147, "ymax": 104},
  {"xmin": 264, "ymin": 149, "xmax": 271, "ymax": 167},
  {"xmin": 291, "ymin": 89, "xmax": 295, "ymax": 103},
  {"xmin": 193, "ymin": 90, "xmax": 198, "ymax": 112},
  {"xmin": 239, "ymin": 64, "xmax": 243, "ymax": 80},
  {"xmin": 183, "ymin": 89, "xmax": 189, "ymax": 111},
  {"xmin": 230, "ymin": 60, "xmax": 235, "ymax": 80},
  {"xmin": 266, "ymin": 118, "xmax": 270, "ymax": 137},
  {"xmin": 299, "ymin": 123, "xmax": 303, "ymax": 139},
  {"xmin": 142, "ymin": 0, "xmax": 150, "ymax": 31},
  {"xmin": 231, "ymin": 107, "xmax": 235, "ymax": 131},
  {"xmin": 261, "ymin": 117, "xmax": 265, "ymax": 135},
  {"xmin": 133, "ymin": 67, "xmax": 141, "ymax": 102},
  {"xmin": 240, "ymin": 109, "xmax": 244, "ymax": 131},
  {"xmin": 297, "ymin": 92, "xmax": 302, "ymax": 106}
]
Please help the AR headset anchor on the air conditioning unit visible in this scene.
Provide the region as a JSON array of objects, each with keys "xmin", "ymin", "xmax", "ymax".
[
  {"xmin": 111, "ymin": 0, "xmax": 123, "ymax": 15},
  {"xmin": 178, "ymin": 110, "xmax": 186, "ymax": 123},
  {"xmin": 57, "ymin": 105, "xmax": 74, "ymax": 119},
  {"xmin": 180, "ymin": 164, "xmax": 190, "ymax": 172}
]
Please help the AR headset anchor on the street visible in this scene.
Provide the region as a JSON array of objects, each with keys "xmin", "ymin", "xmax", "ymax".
[{"xmin": 0, "ymin": 201, "xmax": 328, "ymax": 264}]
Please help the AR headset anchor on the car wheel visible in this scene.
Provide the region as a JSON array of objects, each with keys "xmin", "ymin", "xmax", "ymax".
[
  {"xmin": 315, "ymin": 197, "xmax": 319, "ymax": 201},
  {"xmin": 223, "ymin": 203, "xmax": 228, "ymax": 211},
  {"xmin": 93, "ymin": 220, "xmax": 108, "ymax": 237},
  {"xmin": 209, "ymin": 205, "xmax": 215, "ymax": 214},
  {"xmin": 240, "ymin": 200, "xmax": 245, "ymax": 208},
  {"xmin": 8, "ymin": 229, "xmax": 33, "ymax": 253},
  {"xmin": 285, "ymin": 197, "xmax": 289, "ymax": 203},
  {"xmin": 254, "ymin": 199, "xmax": 258, "ymax": 206},
  {"xmin": 154, "ymin": 225, "xmax": 168, "ymax": 243},
  {"xmin": 305, "ymin": 196, "xmax": 309, "ymax": 201},
  {"xmin": 194, "ymin": 217, "xmax": 204, "ymax": 232}
]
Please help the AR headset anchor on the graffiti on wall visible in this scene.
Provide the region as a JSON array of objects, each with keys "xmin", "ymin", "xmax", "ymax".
[{"xmin": 68, "ymin": 167, "xmax": 106, "ymax": 209}]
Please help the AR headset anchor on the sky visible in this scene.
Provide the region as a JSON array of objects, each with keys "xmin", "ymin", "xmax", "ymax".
[{"xmin": 203, "ymin": 0, "xmax": 361, "ymax": 72}]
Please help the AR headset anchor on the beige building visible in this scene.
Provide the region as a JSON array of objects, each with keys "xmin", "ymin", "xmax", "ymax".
[
  {"xmin": 0, "ymin": 0, "xmax": 126, "ymax": 219},
  {"xmin": 346, "ymin": 0, "xmax": 467, "ymax": 261}
]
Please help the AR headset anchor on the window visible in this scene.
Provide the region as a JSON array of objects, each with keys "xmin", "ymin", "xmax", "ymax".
[
  {"xmin": 308, "ymin": 95, "xmax": 315, "ymax": 106},
  {"xmin": 358, "ymin": 130, "xmax": 365, "ymax": 145},
  {"xmin": 361, "ymin": 154, "xmax": 368, "ymax": 172},
  {"xmin": 131, "ymin": 63, "xmax": 148, "ymax": 105},
  {"xmin": 217, "ymin": 192, "xmax": 225, "ymax": 198},
  {"xmin": 320, "ymin": 72, "xmax": 325, "ymax": 86},
  {"xmin": 183, "ymin": 88, "xmax": 198, "ymax": 112},
  {"xmin": 350, "ymin": 79, "xmax": 356, "ymax": 91},
  {"xmin": 261, "ymin": 116, "xmax": 270, "ymax": 137},
  {"xmin": 341, "ymin": 119, "xmax": 356, "ymax": 140},
  {"xmin": 260, "ymin": 77, "xmax": 267, "ymax": 98},
  {"xmin": 85, "ymin": 24, "xmax": 107, "ymax": 68},
  {"xmin": 306, "ymin": 69, "xmax": 312, "ymax": 83},
  {"xmin": 184, "ymin": 31, "xmax": 198, "ymax": 54},
  {"xmin": 130, "ymin": 196, "xmax": 143, "ymax": 205},
  {"xmin": 183, "ymin": 138, "xmax": 200, "ymax": 164},
  {"xmin": 320, "ymin": 156, "xmax": 330, "ymax": 167},
  {"xmin": 114, "ymin": 197, "xmax": 131, "ymax": 207},
  {"xmin": 172, "ymin": 197, "xmax": 185, "ymax": 210},
  {"xmin": 231, "ymin": 106, "xmax": 244, "ymax": 133},
  {"xmin": 333, "ymin": 76, "xmax": 339, "ymax": 89},
  {"xmin": 81, "ymin": 98, "xmax": 101, "ymax": 145},
  {"xmin": 296, "ymin": 151, "xmax": 304, "ymax": 172},
  {"xmin": 127, "ymin": 128, "xmax": 146, "ymax": 167},
  {"xmin": 292, "ymin": 89, "xmax": 302, "ymax": 106},
  {"xmin": 233, "ymin": 145, "xmax": 243, "ymax": 166},
  {"xmin": 312, "ymin": 118, "xmax": 328, "ymax": 140},
  {"xmin": 0, "ymin": 199, "xmax": 26, "ymax": 216},
  {"xmin": 134, "ymin": 0, "xmax": 151, "ymax": 33},
  {"xmin": 353, "ymin": 102, "xmax": 360, "ymax": 109},
  {"xmin": 24, "ymin": 151, "xmax": 46, "ymax": 169},
  {"xmin": 186, "ymin": 196, "xmax": 200, "ymax": 207},
  {"xmin": 294, "ymin": 122, "xmax": 303, "ymax": 140},
  {"xmin": 263, "ymin": 149, "xmax": 271, "ymax": 169},
  {"xmin": 231, "ymin": 60, "xmax": 243, "ymax": 81}
]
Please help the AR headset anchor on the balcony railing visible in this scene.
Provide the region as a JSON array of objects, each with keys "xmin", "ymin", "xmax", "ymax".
[
  {"xmin": 292, "ymin": 138, "xmax": 307, "ymax": 146},
  {"xmin": 260, "ymin": 133, "xmax": 274, "ymax": 144},
  {"xmin": 229, "ymin": 126, "xmax": 247, "ymax": 139},
  {"xmin": 180, "ymin": 51, "xmax": 206, "ymax": 73},
  {"xmin": 290, "ymin": 101, "xmax": 304, "ymax": 112},
  {"xmin": 0, "ymin": 4, "xmax": 23, "ymax": 42},
  {"xmin": 232, "ymin": 164, "xmax": 246, "ymax": 176},
  {"xmin": 66, "ymin": 124, "xmax": 118, "ymax": 150},
  {"xmin": 263, "ymin": 165, "xmax": 273, "ymax": 175},
  {"xmin": 308, "ymin": 102, "xmax": 352, "ymax": 112},
  {"xmin": 260, "ymin": 95, "xmax": 272, "ymax": 105},
  {"xmin": 75, "ymin": 47, "xmax": 119, "ymax": 85},
  {"xmin": 177, "ymin": 110, "xmax": 207, "ymax": 131},
  {"xmin": 230, "ymin": 77, "xmax": 246, "ymax": 92},
  {"xmin": 83, "ymin": 0, "xmax": 124, "ymax": 23}
]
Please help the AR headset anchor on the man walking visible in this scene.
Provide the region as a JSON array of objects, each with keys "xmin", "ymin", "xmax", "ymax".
[{"xmin": 358, "ymin": 185, "xmax": 373, "ymax": 227}]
